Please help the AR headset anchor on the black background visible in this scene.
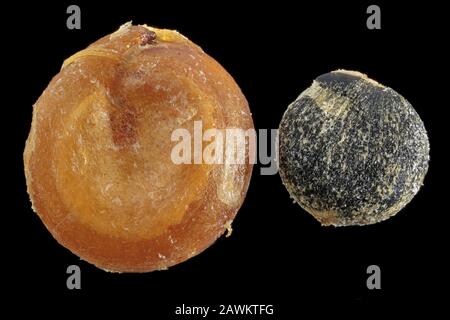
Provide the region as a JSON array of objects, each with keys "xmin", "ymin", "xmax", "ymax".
[{"xmin": 10, "ymin": 0, "xmax": 448, "ymax": 317}]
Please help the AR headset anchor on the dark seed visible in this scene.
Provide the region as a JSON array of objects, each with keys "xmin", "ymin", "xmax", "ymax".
[{"xmin": 278, "ymin": 70, "xmax": 430, "ymax": 226}]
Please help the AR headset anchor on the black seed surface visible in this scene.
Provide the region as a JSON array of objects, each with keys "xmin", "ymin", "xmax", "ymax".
[{"xmin": 278, "ymin": 70, "xmax": 430, "ymax": 226}]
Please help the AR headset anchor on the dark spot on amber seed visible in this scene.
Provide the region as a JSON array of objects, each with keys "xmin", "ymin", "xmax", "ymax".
[
  {"xmin": 109, "ymin": 109, "xmax": 138, "ymax": 147},
  {"xmin": 278, "ymin": 69, "xmax": 430, "ymax": 227},
  {"xmin": 140, "ymin": 30, "xmax": 157, "ymax": 46}
]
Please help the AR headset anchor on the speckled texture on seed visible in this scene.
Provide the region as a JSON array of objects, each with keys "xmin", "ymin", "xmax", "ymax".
[{"xmin": 278, "ymin": 70, "xmax": 430, "ymax": 226}]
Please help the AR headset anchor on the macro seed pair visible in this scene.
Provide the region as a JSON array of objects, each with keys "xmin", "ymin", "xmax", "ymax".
[{"xmin": 25, "ymin": 23, "xmax": 429, "ymax": 272}]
